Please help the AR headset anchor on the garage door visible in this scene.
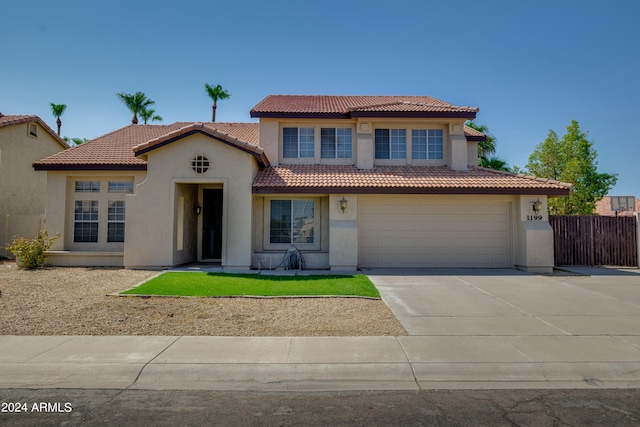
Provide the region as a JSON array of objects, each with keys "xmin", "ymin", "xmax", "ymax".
[{"xmin": 359, "ymin": 197, "xmax": 512, "ymax": 268}]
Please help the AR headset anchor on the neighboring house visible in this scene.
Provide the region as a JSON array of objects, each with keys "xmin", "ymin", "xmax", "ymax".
[
  {"xmin": 0, "ymin": 113, "xmax": 69, "ymax": 258},
  {"xmin": 33, "ymin": 95, "xmax": 571, "ymax": 273},
  {"xmin": 595, "ymin": 196, "xmax": 640, "ymax": 216}
]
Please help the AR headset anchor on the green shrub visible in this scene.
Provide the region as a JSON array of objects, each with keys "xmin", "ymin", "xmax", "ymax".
[{"xmin": 6, "ymin": 230, "xmax": 59, "ymax": 270}]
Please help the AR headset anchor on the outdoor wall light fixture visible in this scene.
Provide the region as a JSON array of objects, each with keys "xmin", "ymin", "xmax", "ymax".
[
  {"xmin": 193, "ymin": 201, "xmax": 202, "ymax": 215},
  {"xmin": 339, "ymin": 197, "xmax": 348, "ymax": 213},
  {"xmin": 532, "ymin": 199, "xmax": 543, "ymax": 214}
]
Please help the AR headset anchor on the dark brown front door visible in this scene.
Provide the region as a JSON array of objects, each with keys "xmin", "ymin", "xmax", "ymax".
[{"xmin": 202, "ymin": 189, "xmax": 223, "ymax": 260}]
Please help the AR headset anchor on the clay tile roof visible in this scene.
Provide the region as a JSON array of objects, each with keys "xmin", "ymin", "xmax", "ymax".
[
  {"xmin": 0, "ymin": 114, "xmax": 69, "ymax": 148},
  {"xmin": 250, "ymin": 95, "xmax": 479, "ymax": 119},
  {"xmin": 463, "ymin": 125, "xmax": 485, "ymax": 140},
  {"xmin": 33, "ymin": 122, "xmax": 262, "ymax": 170},
  {"xmin": 133, "ymin": 123, "xmax": 268, "ymax": 166},
  {"xmin": 252, "ymin": 165, "xmax": 572, "ymax": 196}
]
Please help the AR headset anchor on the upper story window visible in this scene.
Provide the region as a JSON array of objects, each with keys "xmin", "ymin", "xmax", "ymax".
[
  {"xmin": 375, "ymin": 129, "xmax": 406, "ymax": 159},
  {"xmin": 108, "ymin": 181, "xmax": 134, "ymax": 193},
  {"xmin": 412, "ymin": 129, "xmax": 443, "ymax": 160},
  {"xmin": 283, "ymin": 127, "xmax": 314, "ymax": 158},
  {"xmin": 321, "ymin": 128, "xmax": 352, "ymax": 159},
  {"xmin": 75, "ymin": 181, "xmax": 101, "ymax": 192}
]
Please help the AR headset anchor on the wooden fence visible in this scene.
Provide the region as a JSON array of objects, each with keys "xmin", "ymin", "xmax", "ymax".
[{"xmin": 549, "ymin": 215, "xmax": 638, "ymax": 266}]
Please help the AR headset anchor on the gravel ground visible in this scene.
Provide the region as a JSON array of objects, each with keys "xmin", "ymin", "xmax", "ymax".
[{"xmin": 0, "ymin": 262, "xmax": 406, "ymax": 336}]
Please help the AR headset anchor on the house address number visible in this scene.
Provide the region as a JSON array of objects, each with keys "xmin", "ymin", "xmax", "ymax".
[{"xmin": 527, "ymin": 215, "xmax": 543, "ymax": 221}]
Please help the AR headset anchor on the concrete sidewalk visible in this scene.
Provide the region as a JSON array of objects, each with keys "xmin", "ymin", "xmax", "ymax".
[
  {"xmin": 1, "ymin": 333, "xmax": 639, "ymax": 391},
  {"xmin": 1, "ymin": 267, "xmax": 640, "ymax": 391}
]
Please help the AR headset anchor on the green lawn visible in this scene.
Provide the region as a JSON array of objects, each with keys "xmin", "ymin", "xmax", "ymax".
[{"xmin": 121, "ymin": 272, "xmax": 380, "ymax": 298}]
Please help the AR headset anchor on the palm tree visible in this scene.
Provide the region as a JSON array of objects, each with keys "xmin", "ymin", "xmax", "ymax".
[
  {"xmin": 49, "ymin": 103, "xmax": 67, "ymax": 136},
  {"xmin": 465, "ymin": 120, "xmax": 496, "ymax": 159},
  {"xmin": 479, "ymin": 156, "xmax": 511, "ymax": 171},
  {"xmin": 204, "ymin": 83, "xmax": 230, "ymax": 122},
  {"xmin": 116, "ymin": 92, "xmax": 154, "ymax": 124},
  {"xmin": 140, "ymin": 107, "xmax": 163, "ymax": 124}
]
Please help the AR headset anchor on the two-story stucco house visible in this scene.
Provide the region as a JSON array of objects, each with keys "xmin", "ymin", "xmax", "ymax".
[
  {"xmin": 1, "ymin": 113, "xmax": 69, "ymax": 258},
  {"xmin": 33, "ymin": 95, "xmax": 570, "ymax": 273}
]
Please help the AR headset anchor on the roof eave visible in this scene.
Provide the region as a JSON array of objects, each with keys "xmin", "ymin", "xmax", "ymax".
[
  {"xmin": 250, "ymin": 111, "xmax": 350, "ymax": 119},
  {"xmin": 349, "ymin": 111, "xmax": 478, "ymax": 119},
  {"xmin": 33, "ymin": 163, "xmax": 147, "ymax": 171},
  {"xmin": 250, "ymin": 111, "xmax": 477, "ymax": 120},
  {"xmin": 465, "ymin": 135, "xmax": 486, "ymax": 141},
  {"xmin": 253, "ymin": 186, "xmax": 571, "ymax": 196}
]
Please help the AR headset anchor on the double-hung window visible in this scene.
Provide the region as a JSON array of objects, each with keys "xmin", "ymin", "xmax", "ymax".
[
  {"xmin": 107, "ymin": 201, "xmax": 126, "ymax": 242},
  {"xmin": 412, "ymin": 129, "xmax": 443, "ymax": 160},
  {"xmin": 270, "ymin": 200, "xmax": 315, "ymax": 244},
  {"xmin": 321, "ymin": 128, "xmax": 352, "ymax": 159},
  {"xmin": 283, "ymin": 127, "xmax": 314, "ymax": 158},
  {"xmin": 74, "ymin": 200, "xmax": 99, "ymax": 242},
  {"xmin": 375, "ymin": 129, "xmax": 406, "ymax": 159}
]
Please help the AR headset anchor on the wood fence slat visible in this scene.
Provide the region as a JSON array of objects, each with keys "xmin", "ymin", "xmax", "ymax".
[{"xmin": 550, "ymin": 215, "xmax": 637, "ymax": 266}]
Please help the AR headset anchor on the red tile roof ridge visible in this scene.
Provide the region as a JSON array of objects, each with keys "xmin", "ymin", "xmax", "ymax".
[{"xmin": 472, "ymin": 166, "xmax": 572, "ymax": 188}]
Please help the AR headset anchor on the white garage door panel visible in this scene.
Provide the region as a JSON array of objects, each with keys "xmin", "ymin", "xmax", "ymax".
[{"xmin": 359, "ymin": 198, "xmax": 511, "ymax": 268}]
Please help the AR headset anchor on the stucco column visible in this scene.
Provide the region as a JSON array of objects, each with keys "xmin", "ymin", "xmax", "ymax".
[
  {"xmin": 329, "ymin": 194, "xmax": 358, "ymax": 271},
  {"xmin": 450, "ymin": 133, "xmax": 468, "ymax": 170},
  {"xmin": 515, "ymin": 195, "xmax": 554, "ymax": 274},
  {"xmin": 356, "ymin": 122, "xmax": 374, "ymax": 169}
]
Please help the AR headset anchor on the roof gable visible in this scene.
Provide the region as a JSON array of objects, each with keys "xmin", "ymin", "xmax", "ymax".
[
  {"xmin": 33, "ymin": 122, "xmax": 263, "ymax": 170},
  {"xmin": 0, "ymin": 113, "xmax": 69, "ymax": 148},
  {"xmin": 250, "ymin": 95, "xmax": 479, "ymax": 119},
  {"xmin": 133, "ymin": 123, "xmax": 269, "ymax": 167}
]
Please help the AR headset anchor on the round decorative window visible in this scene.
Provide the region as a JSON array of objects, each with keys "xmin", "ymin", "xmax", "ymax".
[{"xmin": 191, "ymin": 155, "xmax": 210, "ymax": 174}]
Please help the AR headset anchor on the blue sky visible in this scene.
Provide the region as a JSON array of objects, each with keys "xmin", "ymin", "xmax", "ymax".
[{"xmin": 2, "ymin": 1, "xmax": 639, "ymax": 195}]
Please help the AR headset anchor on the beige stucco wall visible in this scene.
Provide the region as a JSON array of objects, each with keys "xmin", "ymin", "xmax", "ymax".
[
  {"xmin": 329, "ymin": 194, "xmax": 358, "ymax": 270},
  {"xmin": 258, "ymin": 118, "xmax": 474, "ymax": 170},
  {"xmin": 124, "ymin": 133, "xmax": 258, "ymax": 269},
  {"xmin": 252, "ymin": 195, "xmax": 330, "ymax": 269},
  {"xmin": 44, "ymin": 170, "xmax": 146, "ymax": 266},
  {"xmin": 0, "ymin": 122, "xmax": 65, "ymax": 257},
  {"xmin": 253, "ymin": 192, "xmax": 558, "ymax": 271},
  {"xmin": 514, "ymin": 195, "xmax": 554, "ymax": 273}
]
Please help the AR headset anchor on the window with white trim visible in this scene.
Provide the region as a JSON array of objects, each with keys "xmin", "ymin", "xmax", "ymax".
[
  {"xmin": 107, "ymin": 201, "xmax": 125, "ymax": 242},
  {"xmin": 270, "ymin": 200, "xmax": 315, "ymax": 244},
  {"xmin": 321, "ymin": 128, "xmax": 352, "ymax": 158},
  {"xmin": 375, "ymin": 129, "xmax": 406, "ymax": 159},
  {"xmin": 412, "ymin": 129, "xmax": 443, "ymax": 160},
  {"xmin": 75, "ymin": 181, "xmax": 100, "ymax": 192},
  {"xmin": 283, "ymin": 127, "xmax": 314, "ymax": 158},
  {"xmin": 108, "ymin": 181, "xmax": 134, "ymax": 193},
  {"xmin": 74, "ymin": 200, "xmax": 99, "ymax": 242}
]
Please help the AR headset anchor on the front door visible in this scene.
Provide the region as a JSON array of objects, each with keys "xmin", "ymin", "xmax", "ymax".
[{"xmin": 202, "ymin": 189, "xmax": 223, "ymax": 260}]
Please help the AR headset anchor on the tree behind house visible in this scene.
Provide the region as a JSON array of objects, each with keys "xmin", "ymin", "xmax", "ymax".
[
  {"xmin": 465, "ymin": 120, "xmax": 510, "ymax": 171},
  {"xmin": 140, "ymin": 107, "xmax": 163, "ymax": 124},
  {"xmin": 204, "ymin": 83, "xmax": 230, "ymax": 122},
  {"xmin": 49, "ymin": 103, "xmax": 67, "ymax": 136},
  {"xmin": 116, "ymin": 92, "xmax": 155, "ymax": 124},
  {"xmin": 526, "ymin": 120, "xmax": 617, "ymax": 215}
]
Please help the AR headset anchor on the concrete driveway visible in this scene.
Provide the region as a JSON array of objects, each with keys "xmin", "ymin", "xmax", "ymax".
[
  {"xmin": 364, "ymin": 267, "xmax": 640, "ymax": 388},
  {"xmin": 365, "ymin": 267, "xmax": 640, "ymax": 337}
]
